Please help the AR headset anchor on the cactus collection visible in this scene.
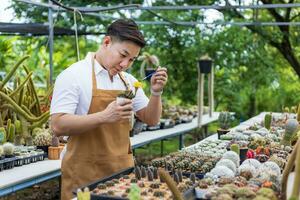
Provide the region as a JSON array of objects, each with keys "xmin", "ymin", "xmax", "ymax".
[{"xmin": 0, "ymin": 56, "xmax": 52, "ymax": 147}]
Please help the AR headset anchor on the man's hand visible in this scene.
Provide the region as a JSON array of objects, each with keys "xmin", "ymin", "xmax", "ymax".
[
  {"xmin": 102, "ymin": 99, "xmax": 133, "ymax": 123},
  {"xmin": 150, "ymin": 67, "xmax": 168, "ymax": 93}
]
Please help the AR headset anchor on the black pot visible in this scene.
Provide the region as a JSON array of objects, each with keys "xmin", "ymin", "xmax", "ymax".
[
  {"xmin": 198, "ymin": 59, "xmax": 212, "ymax": 74},
  {"xmin": 217, "ymin": 129, "xmax": 230, "ymax": 139},
  {"xmin": 145, "ymin": 69, "xmax": 156, "ymax": 81},
  {"xmin": 240, "ymin": 148, "xmax": 248, "ymax": 162},
  {"xmin": 37, "ymin": 145, "xmax": 49, "ymax": 155}
]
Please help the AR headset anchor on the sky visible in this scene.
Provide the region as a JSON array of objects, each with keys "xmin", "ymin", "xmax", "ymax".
[{"xmin": 0, "ymin": 0, "xmax": 14, "ymax": 22}]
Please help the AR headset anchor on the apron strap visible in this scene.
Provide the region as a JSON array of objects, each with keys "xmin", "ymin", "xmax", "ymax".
[
  {"xmin": 118, "ymin": 72, "xmax": 131, "ymax": 91},
  {"xmin": 91, "ymin": 53, "xmax": 131, "ymax": 91}
]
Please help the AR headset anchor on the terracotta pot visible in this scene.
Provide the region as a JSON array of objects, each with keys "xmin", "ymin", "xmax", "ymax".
[{"xmin": 48, "ymin": 146, "xmax": 60, "ymax": 160}]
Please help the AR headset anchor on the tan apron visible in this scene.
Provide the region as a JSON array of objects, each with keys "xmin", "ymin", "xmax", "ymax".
[{"xmin": 61, "ymin": 55, "xmax": 134, "ymax": 200}]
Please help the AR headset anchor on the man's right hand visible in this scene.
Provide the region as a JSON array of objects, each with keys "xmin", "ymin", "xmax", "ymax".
[{"xmin": 102, "ymin": 99, "xmax": 133, "ymax": 123}]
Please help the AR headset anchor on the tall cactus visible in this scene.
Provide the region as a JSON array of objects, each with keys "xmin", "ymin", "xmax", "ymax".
[
  {"xmin": 218, "ymin": 111, "xmax": 231, "ymax": 130},
  {"xmin": 0, "ymin": 55, "xmax": 29, "ymax": 90},
  {"xmin": 281, "ymin": 119, "xmax": 299, "ymax": 146},
  {"xmin": 264, "ymin": 113, "xmax": 272, "ymax": 130},
  {"xmin": 0, "ymin": 127, "xmax": 6, "ymax": 144}
]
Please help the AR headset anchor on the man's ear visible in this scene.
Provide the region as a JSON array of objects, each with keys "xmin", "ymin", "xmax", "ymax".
[{"xmin": 102, "ymin": 36, "xmax": 112, "ymax": 47}]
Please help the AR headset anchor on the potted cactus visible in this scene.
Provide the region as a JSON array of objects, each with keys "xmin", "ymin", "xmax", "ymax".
[
  {"xmin": 281, "ymin": 119, "xmax": 299, "ymax": 146},
  {"xmin": 33, "ymin": 129, "xmax": 52, "ymax": 155},
  {"xmin": 217, "ymin": 111, "xmax": 232, "ymax": 139},
  {"xmin": 3, "ymin": 142, "xmax": 15, "ymax": 158},
  {"xmin": 48, "ymin": 136, "xmax": 61, "ymax": 160}
]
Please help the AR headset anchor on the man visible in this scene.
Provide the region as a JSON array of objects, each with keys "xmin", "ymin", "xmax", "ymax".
[{"xmin": 50, "ymin": 19, "xmax": 167, "ymax": 199}]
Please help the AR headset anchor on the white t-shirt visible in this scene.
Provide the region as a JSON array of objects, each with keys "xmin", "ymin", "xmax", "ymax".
[{"xmin": 50, "ymin": 52, "xmax": 149, "ymax": 115}]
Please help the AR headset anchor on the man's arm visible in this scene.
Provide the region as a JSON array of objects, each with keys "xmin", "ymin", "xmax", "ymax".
[
  {"xmin": 136, "ymin": 67, "xmax": 167, "ymax": 125},
  {"xmin": 51, "ymin": 100, "xmax": 133, "ymax": 136}
]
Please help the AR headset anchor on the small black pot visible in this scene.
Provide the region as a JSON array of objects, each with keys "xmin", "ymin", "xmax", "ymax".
[
  {"xmin": 37, "ymin": 146, "xmax": 49, "ymax": 155},
  {"xmin": 198, "ymin": 59, "xmax": 212, "ymax": 74},
  {"xmin": 240, "ymin": 148, "xmax": 248, "ymax": 162},
  {"xmin": 217, "ymin": 129, "xmax": 230, "ymax": 139}
]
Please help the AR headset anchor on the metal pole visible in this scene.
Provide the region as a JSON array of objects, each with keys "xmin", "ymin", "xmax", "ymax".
[{"xmin": 48, "ymin": 0, "xmax": 54, "ymax": 85}]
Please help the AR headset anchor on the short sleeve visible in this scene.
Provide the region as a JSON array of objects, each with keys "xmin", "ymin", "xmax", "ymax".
[{"xmin": 50, "ymin": 69, "xmax": 80, "ymax": 115}]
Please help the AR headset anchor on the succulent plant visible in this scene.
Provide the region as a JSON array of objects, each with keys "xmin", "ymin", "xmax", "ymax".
[
  {"xmin": 210, "ymin": 166, "xmax": 235, "ymax": 178},
  {"xmin": 241, "ymin": 159, "xmax": 262, "ymax": 169},
  {"xmin": 33, "ymin": 130, "xmax": 52, "ymax": 146},
  {"xmin": 51, "ymin": 136, "xmax": 59, "ymax": 147},
  {"xmin": 117, "ymin": 90, "xmax": 135, "ymax": 99},
  {"xmin": 281, "ymin": 119, "xmax": 299, "ymax": 146},
  {"xmin": 25, "ymin": 136, "xmax": 33, "ymax": 146},
  {"xmin": 216, "ymin": 159, "xmax": 237, "ymax": 174},
  {"xmin": 218, "ymin": 111, "xmax": 232, "ymax": 130},
  {"xmin": 264, "ymin": 113, "xmax": 272, "ymax": 130},
  {"xmin": 3, "ymin": 142, "xmax": 15, "ymax": 156},
  {"xmin": 14, "ymin": 135, "xmax": 23, "ymax": 146},
  {"xmin": 0, "ymin": 127, "xmax": 6, "ymax": 144},
  {"xmin": 238, "ymin": 164, "xmax": 257, "ymax": 178},
  {"xmin": 259, "ymin": 161, "xmax": 281, "ymax": 177},
  {"xmin": 141, "ymin": 166, "xmax": 147, "ymax": 178},
  {"xmin": 230, "ymin": 144, "xmax": 240, "ymax": 155},
  {"xmin": 147, "ymin": 169, "xmax": 154, "ymax": 181},
  {"xmin": 256, "ymin": 188, "xmax": 277, "ymax": 200},
  {"xmin": 222, "ymin": 151, "xmax": 240, "ymax": 167},
  {"xmin": 0, "ymin": 145, "xmax": 3, "ymax": 157},
  {"xmin": 235, "ymin": 187, "xmax": 256, "ymax": 198},
  {"xmin": 134, "ymin": 166, "xmax": 141, "ymax": 180}
]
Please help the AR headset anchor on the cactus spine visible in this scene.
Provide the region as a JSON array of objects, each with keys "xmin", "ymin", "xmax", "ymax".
[{"xmin": 264, "ymin": 113, "xmax": 272, "ymax": 130}]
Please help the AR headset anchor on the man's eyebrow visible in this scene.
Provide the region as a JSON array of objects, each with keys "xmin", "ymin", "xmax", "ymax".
[{"xmin": 122, "ymin": 49, "xmax": 138, "ymax": 59}]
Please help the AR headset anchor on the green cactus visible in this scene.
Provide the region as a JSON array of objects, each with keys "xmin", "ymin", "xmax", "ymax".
[
  {"xmin": 77, "ymin": 187, "xmax": 90, "ymax": 200},
  {"xmin": 3, "ymin": 142, "xmax": 15, "ymax": 156},
  {"xmin": 0, "ymin": 55, "xmax": 29, "ymax": 90},
  {"xmin": 128, "ymin": 184, "xmax": 141, "ymax": 200},
  {"xmin": 14, "ymin": 120, "xmax": 21, "ymax": 135},
  {"xmin": 33, "ymin": 130, "xmax": 52, "ymax": 146},
  {"xmin": 281, "ymin": 119, "xmax": 299, "ymax": 146},
  {"xmin": 8, "ymin": 124, "xmax": 15, "ymax": 142},
  {"xmin": 230, "ymin": 144, "xmax": 240, "ymax": 155},
  {"xmin": 0, "ymin": 127, "xmax": 6, "ymax": 144},
  {"xmin": 264, "ymin": 113, "xmax": 272, "ymax": 130},
  {"xmin": 9, "ymin": 71, "xmax": 33, "ymax": 98},
  {"xmin": 0, "ymin": 91, "xmax": 50, "ymax": 123},
  {"xmin": 51, "ymin": 136, "xmax": 59, "ymax": 147},
  {"xmin": 218, "ymin": 111, "xmax": 232, "ymax": 130}
]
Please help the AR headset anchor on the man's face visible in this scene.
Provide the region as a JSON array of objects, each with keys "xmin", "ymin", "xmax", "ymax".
[{"xmin": 103, "ymin": 36, "xmax": 141, "ymax": 76}]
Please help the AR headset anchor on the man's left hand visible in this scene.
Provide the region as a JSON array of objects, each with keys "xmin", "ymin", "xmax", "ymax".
[{"xmin": 150, "ymin": 67, "xmax": 168, "ymax": 93}]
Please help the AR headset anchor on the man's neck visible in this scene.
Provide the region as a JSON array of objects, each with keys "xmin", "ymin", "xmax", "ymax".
[{"xmin": 95, "ymin": 52, "xmax": 114, "ymax": 82}]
